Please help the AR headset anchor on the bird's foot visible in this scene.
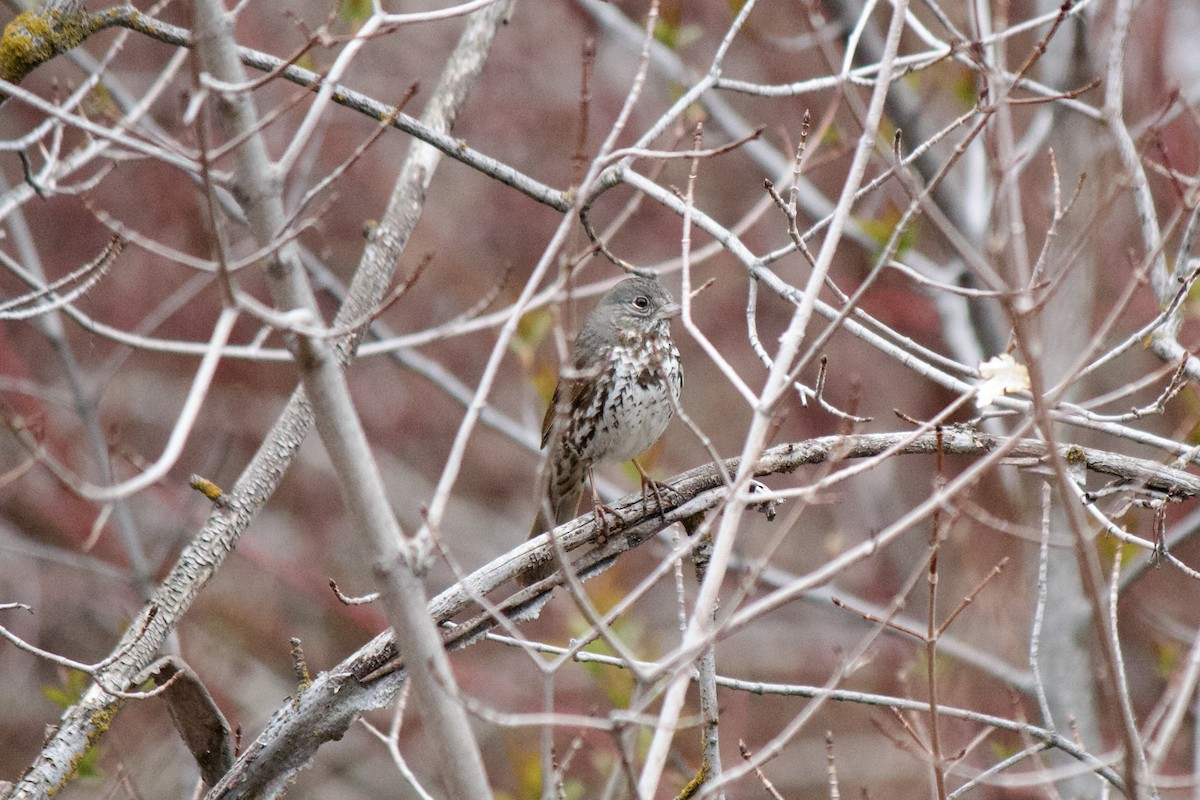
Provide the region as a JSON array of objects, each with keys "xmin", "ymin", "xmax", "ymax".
[
  {"xmin": 633, "ymin": 459, "xmax": 678, "ymax": 521},
  {"xmin": 590, "ymin": 501, "xmax": 625, "ymax": 546}
]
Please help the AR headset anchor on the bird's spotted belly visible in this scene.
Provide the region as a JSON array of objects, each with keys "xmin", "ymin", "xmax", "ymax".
[{"xmin": 586, "ymin": 341, "xmax": 682, "ymax": 464}]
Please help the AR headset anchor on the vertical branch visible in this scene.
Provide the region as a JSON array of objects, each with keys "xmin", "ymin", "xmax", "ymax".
[
  {"xmin": 689, "ymin": 523, "xmax": 723, "ymax": 800},
  {"xmin": 571, "ymin": 37, "xmax": 595, "ymax": 189},
  {"xmin": 1028, "ymin": 482, "xmax": 1057, "ymax": 728},
  {"xmin": 0, "ymin": 173, "xmax": 153, "ymax": 598},
  {"xmin": 682, "ymin": 124, "xmax": 723, "ymax": 799},
  {"xmin": 1146, "ymin": 624, "xmax": 1200, "ymax": 772},
  {"xmin": 1103, "ymin": 0, "xmax": 1168, "ymax": 303},
  {"xmin": 925, "ymin": 428, "xmax": 947, "ymax": 800},
  {"xmin": 638, "ymin": 1, "xmax": 910, "ymax": 794},
  {"xmin": 977, "ymin": 0, "xmax": 1033, "ymax": 288},
  {"xmin": 187, "ymin": 1, "xmax": 506, "ymax": 797},
  {"xmin": 1013, "ymin": 333, "xmax": 1152, "ymax": 799}
]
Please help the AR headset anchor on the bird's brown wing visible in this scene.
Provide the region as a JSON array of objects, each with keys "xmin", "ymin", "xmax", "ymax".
[
  {"xmin": 539, "ymin": 382, "xmax": 560, "ymax": 449},
  {"xmin": 540, "ymin": 374, "xmax": 598, "ymax": 450}
]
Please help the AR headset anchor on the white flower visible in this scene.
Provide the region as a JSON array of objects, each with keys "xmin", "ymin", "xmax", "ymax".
[{"xmin": 976, "ymin": 353, "xmax": 1030, "ymax": 408}]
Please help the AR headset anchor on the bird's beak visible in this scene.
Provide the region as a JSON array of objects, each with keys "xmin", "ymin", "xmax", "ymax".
[{"xmin": 659, "ymin": 301, "xmax": 682, "ymax": 320}]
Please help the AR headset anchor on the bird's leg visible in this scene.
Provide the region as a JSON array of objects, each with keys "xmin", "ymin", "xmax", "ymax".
[
  {"xmin": 587, "ymin": 466, "xmax": 624, "ymax": 545},
  {"xmin": 632, "ymin": 458, "xmax": 676, "ymax": 521}
]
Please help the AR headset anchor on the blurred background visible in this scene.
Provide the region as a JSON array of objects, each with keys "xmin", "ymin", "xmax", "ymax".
[{"xmin": 3, "ymin": 0, "xmax": 1200, "ymax": 797}]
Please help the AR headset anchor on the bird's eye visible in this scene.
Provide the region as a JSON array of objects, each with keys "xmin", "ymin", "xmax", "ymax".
[{"xmin": 632, "ymin": 295, "xmax": 650, "ymax": 310}]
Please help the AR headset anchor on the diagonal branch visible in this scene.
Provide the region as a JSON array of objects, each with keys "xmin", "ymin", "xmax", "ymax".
[
  {"xmin": 0, "ymin": 3, "xmax": 566, "ymax": 210},
  {"xmin": 199, "ymin": 427, "xmax": 1194, "ymax": 797},
  {"xmin": 0, "ymin": 3, "xmax": 511, "ymax": 798}
]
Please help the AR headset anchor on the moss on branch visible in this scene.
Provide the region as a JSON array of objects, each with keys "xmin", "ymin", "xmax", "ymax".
[{"xmin": 0, "ymin": 0, "xmax": 99, "ymax": 85}]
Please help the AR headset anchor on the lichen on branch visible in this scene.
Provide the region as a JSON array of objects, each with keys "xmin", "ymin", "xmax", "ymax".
[{"xmin": 0, "ymin": 0, "xmax": 100, "ymax": 85}]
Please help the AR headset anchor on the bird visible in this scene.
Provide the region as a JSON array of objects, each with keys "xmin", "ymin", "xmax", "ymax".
[{"xmin": 522, "ymin": 276, "xmax": 683, "ymax": 586}]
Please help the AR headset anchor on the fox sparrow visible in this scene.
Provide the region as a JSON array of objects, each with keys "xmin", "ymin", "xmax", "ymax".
[{"xmin": 522, "ymin": 276, "xmax": 684, "ymax": 585}]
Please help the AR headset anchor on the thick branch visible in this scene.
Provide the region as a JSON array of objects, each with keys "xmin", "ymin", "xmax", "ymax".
[
  {"xmin": 0, "ymin": 0, "xmax": 90, "ymax": 86},
  {"xmin": 205, "ymin": 428, "xmax": 1198, "ymax": 795},
  {"xmin": 1, "ymin": 2, "xmax": 510, "ymax": 797},
  {"xmin": 0, "ymin": 4, "xmax": 566, "ymax": 210}
]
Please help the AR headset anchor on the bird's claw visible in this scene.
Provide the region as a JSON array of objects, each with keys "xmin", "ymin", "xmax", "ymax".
[
  {"xmin": 640, "ymin": 475, "xmax": 679, "ymax": 521},
  {"xmin": 590, "ymin": 501, "xmax": 625, "ymax": 546}
]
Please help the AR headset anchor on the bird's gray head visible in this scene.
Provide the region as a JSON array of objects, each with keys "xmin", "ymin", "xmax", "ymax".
[
  {"xmin": 589, "ymin": 276, "xmax": 681, "ymax": 335},
  {"xmin": 570, "ymin": 277, "xmax": 681, "ymax": 365}
]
